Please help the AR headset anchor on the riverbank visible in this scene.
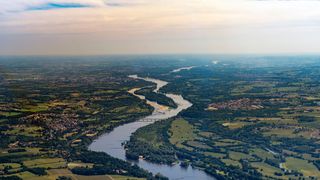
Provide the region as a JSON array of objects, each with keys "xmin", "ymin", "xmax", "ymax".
[{"xmin": 89, "ymin": 75, "xmax": 215, "ymax": 180}]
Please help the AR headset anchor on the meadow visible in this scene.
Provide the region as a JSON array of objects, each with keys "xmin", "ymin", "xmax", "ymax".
[
  {"xmin": 2, "ymin": 55, "xmax": 320, "ymax": 179},
  {"xmin": 126, "ymin": 55, "xmax": 320, "ymax": 179}
]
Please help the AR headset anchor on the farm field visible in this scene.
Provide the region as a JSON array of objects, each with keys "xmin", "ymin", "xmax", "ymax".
[
  {"xmin": 125, "ymin": 55, "xmax": 320, "ymax": 179},
  {"xmin": 0, "ymin": 57, "xmax": 162, "ymax": 179},
  {"xmin": 8, "ymin": 168, "xmax": 146, "ymax": 180},
  {"xmin": 2, "ymin": 55, "xmax": 320, "ymax": 179}
]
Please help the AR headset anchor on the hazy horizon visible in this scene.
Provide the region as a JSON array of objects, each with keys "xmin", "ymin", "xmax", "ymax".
[
  {"xmin": 1, "ymin": 0, "xmax": 320, "ymax": 55},
  {"xmin": 2, "ymin": 52, "xmax": 320, "ymax": 57}
]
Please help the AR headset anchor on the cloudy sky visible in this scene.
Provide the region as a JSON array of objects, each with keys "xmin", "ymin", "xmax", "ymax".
[{"xmin": 0, "ymin": 0, "xmax": 320, "ymax": 55}]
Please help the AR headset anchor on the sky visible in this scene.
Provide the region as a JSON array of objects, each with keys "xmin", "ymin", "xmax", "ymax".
[{"xmin": 0, "ymin": 0, "xmax": 320, "ymax": 55}]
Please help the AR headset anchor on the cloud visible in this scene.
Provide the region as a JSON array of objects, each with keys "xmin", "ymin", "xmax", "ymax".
[
  {"xmin": 104, "ymin": 2, "xmax": 142, "ymax": 7},
  {"xmin": 1, "ymin": 0, "xmax": 320, "ymax": 55},
  {"xmin": 25, "ymin": 2, "xmax": 94, "ymax": 11},
  {"xmin": 0, "ymin": 0, "xmax": 106, "ymax": 14},
  {"xmin": 104, "ymin": 0, "xmax": 149, "ymax": 7}
]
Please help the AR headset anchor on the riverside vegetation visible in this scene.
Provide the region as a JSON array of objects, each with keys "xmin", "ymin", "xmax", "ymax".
[
  {"xmin": 0, "ymin": 56, "xmax": 174, "ymax": 180},
  {"xmin": 1, "ymin": 55, "xmax": 320, "ymax": 179},
  {"xmin": 126, "ymin": 55, "xmax": 320, "ymax": 179}
]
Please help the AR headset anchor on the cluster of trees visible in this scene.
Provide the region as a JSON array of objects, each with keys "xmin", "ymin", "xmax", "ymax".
[
  {"xmin": 0, "ymin": 176, "xmax": 22, "ymax": 180},
  {"xmin": 71, "ymin": 151, "xmax": 152, "ymax": 178},
  {"xmin": 125, "ymin": 115, "xmax": 266, "ymax": 179},
  {"xmin": 125, "ymin": 120, "xmax": 177, "ymax": 164},
  {"xmin": 314, "ymin": 160, "xmax": 320, "ymax": 170},
  {"xmin": 126, "ymin": 140, "xmax": 176, "ymax": 164},
  {"xmin": 27, "ymin": 167, "xmax": 47, "ymax": 176},
  {"xmin": 298, "ymin": 116, "xmax": 316, "ymax": 123}
]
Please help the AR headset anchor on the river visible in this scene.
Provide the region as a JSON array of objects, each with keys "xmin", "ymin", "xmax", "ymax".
[{"xmin": 89, "ymin": 74, "xmax": 215, "ymax": 180}]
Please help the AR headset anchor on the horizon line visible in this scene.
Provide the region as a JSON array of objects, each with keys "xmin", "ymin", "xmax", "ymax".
[{"xmin": 1, "ymin": 52, "xmax": 320, "ymax": 57}]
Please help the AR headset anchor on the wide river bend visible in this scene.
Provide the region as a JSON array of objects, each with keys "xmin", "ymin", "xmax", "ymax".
[{"xmin": 89, "ymin": 74, "xmax": 215, "ymax": 180}]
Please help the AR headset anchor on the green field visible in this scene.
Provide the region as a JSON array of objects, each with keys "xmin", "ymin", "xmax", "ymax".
[
  {"xmin": 0, "ymin": 163, "xmax": 21, "ymax": 169},
  {"xmin": 221, "ymin": 159, "xmax": 242, "ymax": 168},
  {"xmin": 23, "ymin": 158, "xmax": 67, "ymax": 169},
  {"xmin": 229, "ymin": 151, "xmax": 255, "ymax": 161},
  {"xmin": 169, "ymin": 119, "xmax": 196, "ymax": 149},
  {"xmin": 10, "ymin": 168, "xmax": 145, "ymax": 180},
  {"xmin": 3, "ymin": 56, "xmax": 320, "ymax": 179},
  {"xmin": 283, "ymin": 157, "xmax": 320, "ymax": 177},
  {"xmin": 251, "ymin": 162, "xmax": 283, "ymax": 178}
]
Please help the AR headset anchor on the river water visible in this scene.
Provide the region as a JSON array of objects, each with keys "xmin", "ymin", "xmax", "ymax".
[{"xmin": 89, "ymin": 74, "xmax": 215, "ymax": 180}]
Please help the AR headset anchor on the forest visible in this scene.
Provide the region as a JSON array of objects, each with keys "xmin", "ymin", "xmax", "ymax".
[
  {"xmin": 126, "ymin": 55, "xmax": 320, "ymax": 179},
  {"xmin": 1, "ymin": 55, "xmax": 320, "ymax": 179}
]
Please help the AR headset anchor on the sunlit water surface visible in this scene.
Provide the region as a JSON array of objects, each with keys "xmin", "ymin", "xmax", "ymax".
[{"xmin": 89, "ymin": 74, "xmax": 215, "ymax": 180}]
